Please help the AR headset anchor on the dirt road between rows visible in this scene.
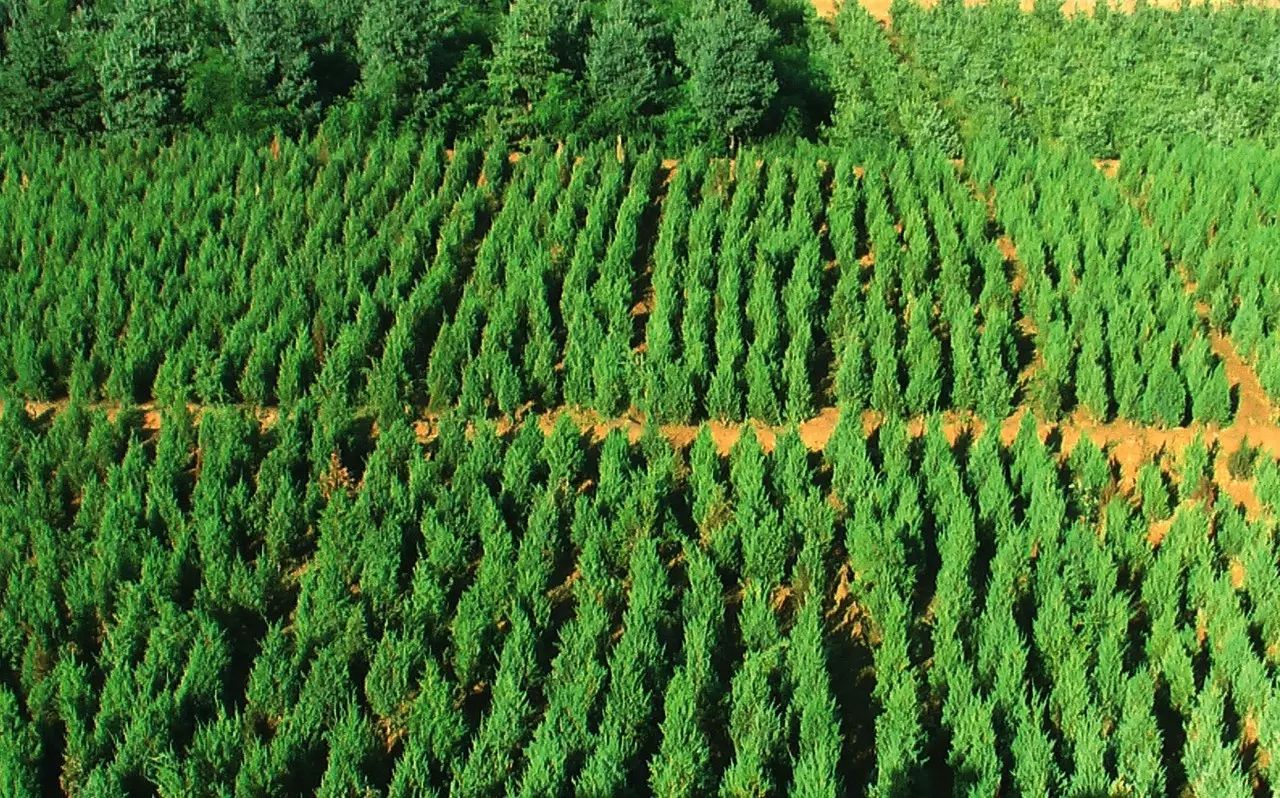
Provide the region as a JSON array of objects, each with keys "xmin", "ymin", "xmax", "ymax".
[
  {"xmin": 20, "ymin": 386, "xmax": 1278, "ymax": 518},
  {"xmin": 816, "ymin": 0, "xmax": 1280, "ymax": 23}
]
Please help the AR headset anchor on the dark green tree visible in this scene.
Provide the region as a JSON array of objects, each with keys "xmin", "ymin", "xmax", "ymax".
[
  {"xmin": 97, "ymin": 0, "xmax": 196, "ymax": 133},
  {"xmin": 223, "ymin": 0, "xmax": 323, "ymax": 129},
  {"xmin": 585, "ymin": 0, "xmax": 662, "ymax": 132},
  {"xmin": 0, "ymin": 0, "xmax": 98, "ymax": 133},
  {"xmin": 679, "ymin": 0, "xmax": 777, "ymax": 146},
  {"xmin": 355, "ymin": 0, "xmax": 458, "ymax": 123},
  {"xmin": 488, "ymin": 0, "xmax": 585, "ymax": 130}
]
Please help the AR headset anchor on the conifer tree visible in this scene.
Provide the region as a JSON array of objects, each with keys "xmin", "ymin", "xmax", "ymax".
[
  {"xmin": 649, "ymin": 670, "xmax": 706, "ymax": 797},
  {"xmin": 1143, "ymin": 354, "xmax": 1187, "ymax": 427},
  {"xmin": 903, "ymin": 301, "xmax": 941, "ymax": 413},
  {"xmin": 0, "ymin": 0, "xmax": 97, "ymax": 133},
  {"xmin": 1076, "ymin": 326, "xmax": 1110, "ymax": 419},
  {"xmin": 355, "ymin": 0, "xmax": 457, "ymax": 123},
  {"xmin": 870, "ymin": 316, "xmax": 901, "ymax": 415},
  {"xmin": 1137, "ymin": 463, "xmax": 1170, "ymax": 522},
  {"xmin": 977, "ymin": 308, "xmax": 1014, "ymax": 421},
  {"xmin": 679, "ymin": 0, "xmax": 777, "ymax": 145},
  {"xmin": 1110, "ymin": 333, "xmax": 1143, "ymax": 420},
  {"xmin": 649, "ymin": 545, "xmax": 720, "ymax": 797},
  {"xmin": 1112, "ymin": 673, "xmax": 1166, "ymax": 797},
  {"xmin": 834, "ymin": 329, "xmax": 870, "ymax": 409},
  {"xmin": 1181, "ymin": 684, "xmax": 1252, "ymax": 798},
  {"xmin": 576, "ymin": 538, "xmax": 672, "ymax": 796},
  {"xmin": 786, "ymin": 600, "xmax": 842, "ymax": 797},
  {"xmin": 720, "ymin": 648, "xmax": 786, "ymax": 796},
  {"xmin": 489, "ymin": 0, "xmax": 556, "ymax": 112},
  {"xmin": 0, "ymin": 687, "xmax": 40, "ymax": 797},
  {"xmin": 948, "ymin": 311, "xmax": 979, "ymax": 411},
  {"xmin": 1192, "ymin": 361, "xmax": 1232, "ymax": 425},
  {"xmin": 1178, "ymin": 435, "xmax": 1212, "ymax": 504},
  {"xmin": 452, "ymin": 611, "xmax": 539, "ymax": 797},
  {"xmin": 98, "ymin": 0, "xmax": 195, "ymax": 133},
  {"xmin": 586, "ymin": 0, "xmax": 662, "ymax": 131}
]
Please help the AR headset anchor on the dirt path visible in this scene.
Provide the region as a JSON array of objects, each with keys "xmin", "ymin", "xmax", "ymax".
[
  {"xmin": 18, "ymin": 394, "xmax": 1280, "ymax": 517},
  {"xmin": 15, "ymin": 157, "xmax": 1273, "ymax": 517},
  {"xmin": 1088, "ymin": 159, "xmax": 1278, "ymax": 514},
  {"xmin": 821, "ymin": 0, "xmax": 1280, "ymax": 23}
]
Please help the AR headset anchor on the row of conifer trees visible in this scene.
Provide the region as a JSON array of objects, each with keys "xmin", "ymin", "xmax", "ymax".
[
  {"xmin": 0, "ymin": 131, "xmax": 1242, "ymax": 427},
  {"xmin": 1, "ymin": 400, "xmax": 1278, "ymax": 794}
]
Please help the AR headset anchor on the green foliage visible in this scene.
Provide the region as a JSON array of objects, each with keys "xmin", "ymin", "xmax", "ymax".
[
  {"xmin": 16, "ymin": 14, "xmax": 1280, "ymax": 786},
  {"xmin": 903, "ymin": 300, "xmax": 941, "ymax": 414},
  {"xmin": 97, "ymin": 0, "xmax": 196, "ymax": 133},
  {"xmin": 1136, "ymin": 462, "xmax": 1170, "ymax": 522},
  {"xmin": 1228, "ymin": 440, "xmax": 1259, "ymax": 480},
  {"xmin": 680, "ymin": 0, "xmax": 777, "ymax": 144},
  {"xmin": 586, "ymin": 0, "xmax": 663, "ymax": 133},
  {"xmin": 5, "ymin": 129, "xmax": 1229, "ymax": 427},
  {"xmin": 895, "ymin": 4, "xmax": 1280, "ymax": 154},
  {"xmin": 0, "ymin": 384, "xmax": 1276, "ymax": 793},
  {"xmin": 355, "ymin": 0, "xmax": 457, "ymax": 124},
  {"xmin": 0, "ymin": 0, "xmax": 98, "ymax": 133},
  {"xmin": 223, "ymin": 0, "xmax": 324, "ymax": 130},
  {"xmin": 488, "ymin": 0, "xmax": 585, "ymax": 133}
]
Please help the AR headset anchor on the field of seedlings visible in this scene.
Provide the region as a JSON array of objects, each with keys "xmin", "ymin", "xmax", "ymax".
[
  {"xmin": 0, "ymin": 133, "xmax": 1245, "ymax": 428},
  {"xmin": 3, "ymin": 126, "xmax": 1280, "ymax": 795},
  {"xmin": 5, "ymin": 0, "xmax": 1280, "ymax": 795},
  {"xmin": 4, "ymin": 401, "xmax": 1280, "ymax": 795}
]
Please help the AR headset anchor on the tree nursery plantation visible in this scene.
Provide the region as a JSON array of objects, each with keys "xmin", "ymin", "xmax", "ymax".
[{"xmin": 4, "ymin": 0, "xmax": 1280, "ymax": 795}]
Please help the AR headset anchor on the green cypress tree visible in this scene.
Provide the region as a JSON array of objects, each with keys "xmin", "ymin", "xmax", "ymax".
[
  {"xmin": 1076, "ymin": 325, "xmax": 1110, "ymax": 420},
  {"xmin": 451, "ymin": 611, "xmax": 539, "ymax": 797},
  {"xmin": 870, "ymin": 316, "xmax": 901, "ymax": 416},
  {"xmin": 593, "ymin": 330, "xmax": 633, "ymax": 416},
  {"xmin": 786, "ymin": 600, "xmax": 842, "ymax": 797},
  {"xmin": 720, "ymin": 648, "xmax": 785, "ymax": 796},
  {"xmin": 1143, "ymin": 355, "xmax": 1187, "ymax": 427},
  {"xmin": 1192, "ymin": 361, "xmax": 1232, "ymax": 425},
  {"xmin": 977, "ymin": 308, "xmax": 1014, "ymax": 421},
  {"xmin": 1181, "ymin": 684, "xmax": 1252, "ymax": 798},
  {"xmin": 316, "ymin": 701, "xmax": 379, "ymax": 798},
  {"xmin": 1110, "ymin": 330, "xmax": 1143, "ymax": 419},
  {"xmin": 1067, "ymin": 434, "xmax": 1111, "ymax": 514},
  {"xmin": 1009, "ymin": 699, "xmax": 1057, "ymax": 796},
  {"xmin": 649, "ymin": 545, "xmax": 721, "ymax": 797},
  {"xmin": 576, "ymin": 538, "xmax": 672, "ymax": 796},
  {"xmin": 948, "ymin": 310, "xmax": 979, "ymax": 411},
  {"xmin": 1111, "ymin": 673, "xmax": 1166, "ymax": 797},
  {"xmin": 1178, "ymin": 435, "xmax": 1212, "ymax": 504},
  {"xmin": 649, "ymin": 670, "xmax": 706, "ymax": 797},
  {"xmin": 834, "ymin": 328, "xmax": 870, "ymax": 410},
  {"xmin": 0, "ymin": 687, "xmax": 40, "ymax": 797},
  {"xmin": 1136, "ymin": 463, "xmax": 1170, "ymax": 522},
  {"xmin": 1259, "ymin": 335, "xmax": 1280, "ymax": 401}
]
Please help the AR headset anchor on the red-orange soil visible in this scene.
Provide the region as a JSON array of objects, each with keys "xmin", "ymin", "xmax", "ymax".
[{"xmin": 817, "ymin": 0, "xmax": 1280, "ymax": 23}]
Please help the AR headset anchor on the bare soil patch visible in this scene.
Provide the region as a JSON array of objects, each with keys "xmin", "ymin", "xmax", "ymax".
[
  {"xmin": 16, "ymin": 391, "xmax": 1280, "ymax": 526},
  {"xmin": 831, "ymin": 0, "xmax": 1280, "ymax": 23},
  {"xmin": 814, "ymin": 0, "xmax": 844, "ymax": 17}
]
